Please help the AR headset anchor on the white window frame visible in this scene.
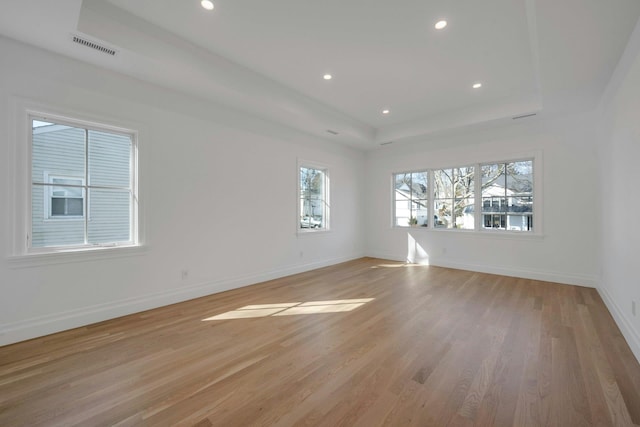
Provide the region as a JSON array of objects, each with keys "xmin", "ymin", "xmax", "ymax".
[
  {"xmin": 431, "ymin": 165, "xmax": 476, "ymax": 230},
  {"xmin": 297, "ymin": 160, "xmax": 330, "ymax": 234},
  {"xmin": 479, "ymin": 159, "xmax": 535, "ymax": 233},
  {"xmin": 7, "ymin": 100, "xmax": 144, "ymax": 264},
  {"xmin": 392, "ymin": 170, "xmax": 429, "ymax": 228},
  {"xmin": 391, "ymin": 152, "xmax": 542, "ymax": 236}
]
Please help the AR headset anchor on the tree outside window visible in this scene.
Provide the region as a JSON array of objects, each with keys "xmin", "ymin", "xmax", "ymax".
[{"xmin": 299, "ymin": 166, "xmax": 328, "ymax": 230}]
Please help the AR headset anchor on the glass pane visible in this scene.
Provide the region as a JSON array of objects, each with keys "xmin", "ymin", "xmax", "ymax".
[
  {"xmin": 300, "ymin": 198, "xmax": 324, "ymax": 229},
  {"xmin": 51, "ymin": 182, "xmax": 83, "ymax": 198},
  {"xmin": 51, "ymin": 198, "xmax": 83, "ymax": 216},
  {"xmin": 88, "ymin": 130, "xmax": 132, "ymax": 188},
  {"xmin": 481, "ymin": 163, "xmax": 506, "ymax": 198},
  {"xmin": 88, "ymin": 189, "xmax": 131, "ymax": 244},
  {"xmin": 506, "ymin": 214, "xmax": 533, "ymax": 231},
  {"xmin": 395, "ymin": 216, "xmax": 410, "ymax": 227},
  {"xmin": 483, "ymin": 214, "xmax": 506, "ymax": 229},
  {"xmin": 31, "ymin": 185, "xmax": 84, "ymax": 247},
  {"xmin": 482, "ymin": 196, "xmax": 506, "ymax": 214},
  {"xmin": 395, "ymin": 200, "xmax": 410, "ymax": 227},
  {"xmin": 411, "ymin": 199, "xmax": 429, "ymax": 227},
  {"xmin": 434, "ymin": 169, "xmax": 453, "ymax": 199},
  {"xmin": 300, "ymin": 167, "xmax": 325, "ymax": 198},
  {"xmin": 394, "ymin": 173, "xmax": 411, "ymax": 193},
  {"xmin": 508, "ymin": 196, "xmax": 533, "ymax": 213},
  {"xmin": 454, "ymin": 167, "xmax": 474, "ymax": 199},
  {"xmin": 410, "ymin": 172, "xmax": 428, "ymax": 199},
  {"xmin": 453, "ymin": 166, "xmax": 474, "ymax": 230},
  {"xmin": 454, "ymin": 198, "xmax": 474, "ymax": 229},
  {"xmin": 300, "ymin": 167, "xmax": 327, "ymax": 229},
  {"xmin": 506, "ymin": 161, "xmax": 533, "ymax": 194},
  {"xmin": 32, "ymin": 120, "xmax": 85, "ymax": 184},
  {"xmin": 434, "ymin": 199, "xmax": 452, "ymax": 228}
]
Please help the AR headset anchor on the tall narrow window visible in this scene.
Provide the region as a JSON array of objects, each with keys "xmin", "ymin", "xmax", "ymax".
[
  {"xmin": 393, "ymin": 171, "xmax": 428, "ymax": 227},
  {"xmin": 481, "ymin": 160, "xmax": 533, "ymax": 231},
  {"xmin": 299, "ymin": 165, "xmax": 329, "ymax": 231},
  {"xmin": 30, "ymin": 116, "xmax": 137, "ymax": 249},
  {"xmin": 433, "ymin": 166, "xmax": 475, "ymax": 229}
]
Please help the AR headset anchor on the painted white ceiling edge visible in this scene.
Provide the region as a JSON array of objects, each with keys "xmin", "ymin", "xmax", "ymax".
[
  {"xmin": 78, "ymin": 0, "xmax": 543, "ymax": 148},
  {"xmin": 1, "ymin": 0, "xmax": 638, "ymax": 150},
  {"xmin": 76, "ymin": 0, "xmax": 375, "ymax": 149}
]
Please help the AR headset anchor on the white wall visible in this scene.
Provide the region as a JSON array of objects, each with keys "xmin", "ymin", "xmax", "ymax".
[
  {"xmin": 365, "ymin": 113, "xmax": 600, "ymax": 287},
  {"xmin": 597, "ymin": 19, "xmax": 640, "ymax": 362},
  {"xmin": 0, "ymin": 37, "xmax": 366, "ymax": 346}
]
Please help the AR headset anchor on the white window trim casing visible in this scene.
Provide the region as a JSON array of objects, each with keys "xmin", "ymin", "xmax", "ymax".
[
  {"xmin": 6, "ymin": 98, "xmax": 147, "ymax": 267},
  {"xmin": 391, "ymin": 150, "xmax": 543, "ymax": 238},
  {"xmin": 297, "ymin": 159, "xmax": 331, "ymax": 235}
]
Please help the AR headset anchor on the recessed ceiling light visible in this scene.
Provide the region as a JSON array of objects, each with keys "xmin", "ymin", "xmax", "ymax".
[
  {"xmin": 473, "ymin": 82, "xmax": 482, "ymax": 89},
  {"xmin": 382, "ymin": 109, "xmax": 390, "ymax": 115},
  {"xmin": 435, "ymin": 20, "xmax": 447, "ymax": 30},
  {"xmin": 323, "ymin": 74, "xmax": 332, "ymax": 80},
  {"xmin": 201, "ymin": 0, "xmax": 214, "ymax": 10}
]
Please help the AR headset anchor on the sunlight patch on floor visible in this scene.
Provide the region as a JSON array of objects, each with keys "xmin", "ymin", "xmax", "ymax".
[
  {"xmin": 371, "ymin": 263, "xmax": 423, "ymax": 268},
  {"xmin": 202, "ymin": 298, "xmax": 374, "ymax": 321}
]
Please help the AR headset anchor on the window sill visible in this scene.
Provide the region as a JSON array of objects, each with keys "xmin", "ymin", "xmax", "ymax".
[
  {"xmin": 393, "ymin": 226, "xmax": 544, "ymax": 240},
  {"xmin": 7, "ymin": 244, "xmax": 148, "ymax": 269},
  {"xmin": 297, "ymin": 229, "xmax": 331, "ymax": 237}
]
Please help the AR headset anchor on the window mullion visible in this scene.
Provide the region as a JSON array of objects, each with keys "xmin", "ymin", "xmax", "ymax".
[
  {"xmin": 84, "ymin": 128, "xmax": 89, "ymax": 245},
  {"xmin": 428, "ymin": 170, "xmax": 432, "ymax": 228},
  {"xmin": 475, "ymin": 164, "xmax": 481, "ymax": 231},
  {"xmin": 451, "ymin": 169, "xmax": 456, "ymax": 229}
]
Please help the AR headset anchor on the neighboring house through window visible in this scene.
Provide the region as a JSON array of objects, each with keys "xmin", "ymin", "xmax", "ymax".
[
  {"xmin": 481, "ymin": 160, "xmax": 533, "ymax": 231},
  {"xmin": 29, "ymin": 114, "xmax": 138, "ymax": 250}
]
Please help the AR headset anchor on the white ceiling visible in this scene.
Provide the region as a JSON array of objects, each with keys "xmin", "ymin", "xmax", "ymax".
[{"xmin": 1, "ymin": 0, "xmax": 640, "ymax": 149}]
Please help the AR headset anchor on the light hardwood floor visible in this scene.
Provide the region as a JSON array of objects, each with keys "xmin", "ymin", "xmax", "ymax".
[{"xmin": 1, "ymin": 258, "xmax": 640, "ymax": 426}]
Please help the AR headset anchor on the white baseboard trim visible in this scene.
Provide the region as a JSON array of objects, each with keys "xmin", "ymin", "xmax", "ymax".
[
  {"xmin": 366, "ymin": 252, "xmax": 598, "ymax": 287},
  {"xmin": 430, "ymin": 257, "xmax": 598, "ymax": 287},
  {"xmin": 0, "ymin": 254, "xmax": 363, "ymax": 347},
  {"xmin": 366, "ymin": 252, "xmax": 409, "ymax": 263},
  {"xmin": 597, "ymin": 285, "xmax": 640, "ymax": 364}
]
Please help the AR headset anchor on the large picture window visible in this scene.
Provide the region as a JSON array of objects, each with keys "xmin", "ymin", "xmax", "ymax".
[
  {"xmin": 30, "ymin": 115, "xmax": 138, "ymax": 250},
  {"xmin": 393, "ymin": 158, "xmax": 534, "ymax": 233},
  {"xmin": 299, "ymin": 164, "xmax": 329, "ymax": 231}
]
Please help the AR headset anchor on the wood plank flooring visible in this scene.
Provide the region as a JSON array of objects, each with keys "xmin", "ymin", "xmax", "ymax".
[{"xmin": 1, "ymin": 257, "xmax": 640, "ymax": 426}]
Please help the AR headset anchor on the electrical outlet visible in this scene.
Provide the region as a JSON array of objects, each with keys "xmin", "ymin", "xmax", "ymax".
[
  {"xmin": 442, "ymin": 247, "xmax": 447, "ymax": 255},
  {"xmin": 299, "ymin": 251, "xmax": 304, "ymax": 258},
  {"xmin": 181, "ymin": 269, "xmax": 189, "ymax": 280}
]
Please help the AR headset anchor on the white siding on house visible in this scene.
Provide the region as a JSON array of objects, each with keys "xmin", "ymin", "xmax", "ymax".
[{"xmin": 31, "ymin": 124, "xmax": 132, "ymax": 247}]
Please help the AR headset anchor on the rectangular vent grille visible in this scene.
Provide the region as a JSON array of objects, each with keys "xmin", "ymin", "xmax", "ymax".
[{"xmin": 72, "ymin": 35, "xmax": 117, "ymax": 56}]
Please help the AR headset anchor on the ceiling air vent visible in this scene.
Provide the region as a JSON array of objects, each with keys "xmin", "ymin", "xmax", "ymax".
[{"xmin": 72, "ymin": 35, "xmax": 117, "ymax": 56}]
